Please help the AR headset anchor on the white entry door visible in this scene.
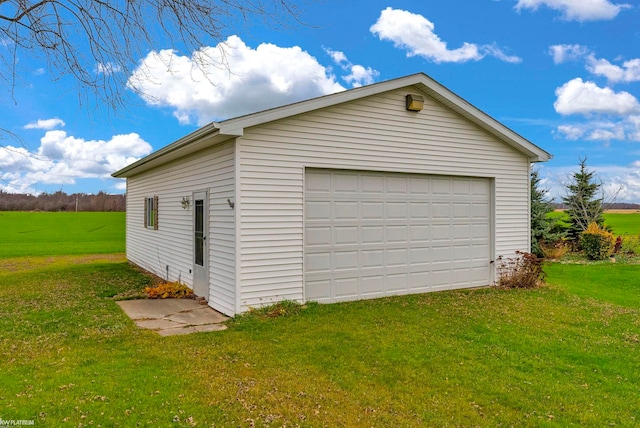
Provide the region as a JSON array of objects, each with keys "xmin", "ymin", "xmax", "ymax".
[{"xmin": 193, "ymin": 191, "xmax": 209, "ymax": 298}]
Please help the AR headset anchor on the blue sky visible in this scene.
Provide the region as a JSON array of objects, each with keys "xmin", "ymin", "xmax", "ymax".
[{"xmin": 1, "ymin": 0, "xmax": 640, "ymax": 202}]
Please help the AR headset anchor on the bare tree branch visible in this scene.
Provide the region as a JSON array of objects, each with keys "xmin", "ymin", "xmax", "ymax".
[{"xmin": 0, "ymin": 0, "xmax": 305, "ymax": 109}]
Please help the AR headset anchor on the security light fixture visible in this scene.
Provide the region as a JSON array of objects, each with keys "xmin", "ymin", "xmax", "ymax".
[
  {"xmin": 181, "ymin": 196, "xmax": 190, "ymax": 209},
  {"xmin": 406, "ymin": 94, "xmax": 424, "ymax": 112}
]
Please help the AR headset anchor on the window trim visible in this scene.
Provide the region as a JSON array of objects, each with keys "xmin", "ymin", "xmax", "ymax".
[{"xmin": 144, "ymin": 195, "xmax": 158, "ymax": 230}]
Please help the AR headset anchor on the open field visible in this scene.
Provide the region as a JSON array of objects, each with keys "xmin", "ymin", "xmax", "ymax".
[
  {"xmin": 603, "ymin": 213, "xmax": 640, "ymax": 235},
  {"xmin": 0, "ymin": 212, "xmax": 125, "ymax": 258},
  {"xmin": 549, "ymin": 211, "xmax": 640, "ymax": 235}
]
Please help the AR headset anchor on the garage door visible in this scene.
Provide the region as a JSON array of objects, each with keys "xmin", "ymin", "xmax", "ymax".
[{"xmin": 304, "ymin": 169, "xmax": 492, "ymax": 303}]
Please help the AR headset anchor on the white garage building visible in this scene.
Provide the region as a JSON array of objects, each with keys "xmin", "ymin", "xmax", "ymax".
[{"xmin": 113, "ymin": 73, "xmax": 551, "ymax": 316}]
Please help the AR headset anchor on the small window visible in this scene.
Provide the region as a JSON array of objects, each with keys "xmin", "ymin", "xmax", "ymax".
[{"xmin": 144, "ymin": 196, "xmax": 158, "ymax": 230}]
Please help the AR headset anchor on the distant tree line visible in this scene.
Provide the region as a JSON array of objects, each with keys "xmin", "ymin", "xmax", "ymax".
[
  {"xmin": 552, "ymin": 202, "xmax": 640, "ymax": 210},
  {"xmin": 0, "ymin": 191, "xmax": 125, "ymax": 212}
]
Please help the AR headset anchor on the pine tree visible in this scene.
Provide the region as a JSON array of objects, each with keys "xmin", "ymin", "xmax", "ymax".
[
  {"xmin": 530, "ymin": 168, "xmax": 562, "ymax": 256},
  {"xmin": 562, "ymin": 158, "xmax": 604, "ymax": 241}
]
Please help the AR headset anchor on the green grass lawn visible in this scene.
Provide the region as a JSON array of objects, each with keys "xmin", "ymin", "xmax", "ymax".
[
  {"xmin": 548, "ymin": 211, "xmax": 640, "ymax": 235},
  {"xmin": 603, "ymin": 213, "xmax": 640, "ymax": 235},
  {"xmin": 0, "ymin": 212, "xmax": 125, "ymax": 257},
  {"xmin": 1, "ymin": 255, "xmax": 639, "ymax": 426}
]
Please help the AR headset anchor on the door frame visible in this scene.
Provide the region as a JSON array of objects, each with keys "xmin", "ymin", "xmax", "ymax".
[{"xmin": 192, "ymin": 190, "xmax": 209, "ymax": 298}]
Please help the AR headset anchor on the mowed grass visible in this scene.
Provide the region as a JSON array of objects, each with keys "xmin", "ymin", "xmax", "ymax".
[
  {"xmin": 0, "ymin": 212, "xmax": 125, "ymax": 257},
  {"xmin": 1, "ymin": 212, "xmax": 640, "ymax": 425},
  {"xmin": 604, "ymin": 213, "xmax": 640, "ymax": 235},
  {"xmin": 1, "ymin": 255, "xmax": 640, "ymax": 426}
]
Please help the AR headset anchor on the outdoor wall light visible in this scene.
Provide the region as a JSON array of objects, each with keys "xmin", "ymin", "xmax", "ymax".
[
  {"xmin": 406, "ymin": 94, "xmax": 424, "ymax": 112},
  {"xmin": 181, "ymin": 196, "xmax": 191, "ymax": 209}
]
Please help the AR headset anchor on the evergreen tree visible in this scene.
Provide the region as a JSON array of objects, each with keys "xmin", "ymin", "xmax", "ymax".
[
  {"xmin": 530, "ymin": 167, "xmax": 562, "ymax": 256},
  {"xmin": 562, "ymin": 157, "xmax": 604, "ymax": 241}
]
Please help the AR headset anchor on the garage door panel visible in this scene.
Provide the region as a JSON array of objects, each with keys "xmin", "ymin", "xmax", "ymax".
[
  {"xmin": 453, "ymin": 224, "xmax": 471, "ymax": 239},
  {"xmin": 361, "ymin": 174, "xmax": 384, "ymax": 193},
  {"xmin": 431, "ymin": 225, "xmax": 451, "ymax": 241},
  {"xmin": 334, "ymin": 251, "xmax": 358, "ymax": 270},
  {"xmin": 409, "ymin": 177, "xmax": 430, "ymax": 194},
  {"xmin": 472, "ymin": 203, "xmax": 491, "ymax": 217},
  {"xmin": 361, "ymin": 249, "xmax": 384, "ymax": 268},
  {"xmin": 306, "ymin": 201, "xmax": 331, "ymax": 220},
  {"xmin": 387, "ymin": 248, "xmax": 409, "ymax": 266},
  {"xmin": 387, "ymin": 202, "xmax": 408, "ymax": 219},
  {"xmin": 472, "ymin": 223, "xmax": 491, "ymax": 238},
  {"xmin": 410, "ymin": 202, "xmax": 430, "ymax": 218},
  {"xmin": 306, "ymin": 227, "xmax": 332, "ymax": 246},
  {"xmin": 387, "ymin": 273, "xmax": 408, "ymax": 291},
  {"xmin": 409, "ymin": 247, "xmax": 429, "ymax": 264},
  {"xmin": 431, "ymin": 269, "xmax": 453, "ymax": 287},
  {"xmin": 410, "ymin": 224, "xmax": 430, "ymax": 242},
  {"xmin": 306, "ymin": 279, "xmax": 331, "ymax": 301},
  {"xmin": 335, "ymin": 226, "xmax": 358, "ymax": 245},
  {"xmin": 362, "ymin": 276, "xmax": 384, "ymax": 294},
  {"xmin": 305, "ymin": 170, "xmax": 491, "ymax": 303},
  {"xmin": 432, "ymin": 203, "xmax": 451, "ymax": 218},
  {"xmin": 362, "ymin": 226, "xmax": 384, "ymax": 244},
  {"xmin": 335, "ymin": 277, "xmax": 358, "ymax": 298},
  {"xmin": 409, "ymin": 271, "xmax": 430, "ymax": 289},
  {"xmin": 432, "ymin": 178, "xmax": 451, "ymax": 194},
  {"xmin": 362, "ymin": 201, "xmax": 384, "ymax": 219},
  {"xmin": 306, "ymin": 171, "xmax": 332, "ymax": 192},
  {"xmin": 335, "ymin": 202, "xmax": 358, "ymax": 219},
  {"xmin": 386, "ymin": 225, "xmax": 408, "ymax": 243},
  {"xmin": 305, "ymin": 253, "xmax": 331, "ymax": 273}
]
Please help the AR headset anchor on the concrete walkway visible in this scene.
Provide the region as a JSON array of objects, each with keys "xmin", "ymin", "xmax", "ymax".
[{"xmin": 117, "ymin": 299, "xmax": 229, "ymax": 336}]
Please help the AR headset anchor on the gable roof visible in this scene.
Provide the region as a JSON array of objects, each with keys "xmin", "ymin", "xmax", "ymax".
[{"xmin": 113, "ymin": 72, "xmax": 551, "ymax": 178}]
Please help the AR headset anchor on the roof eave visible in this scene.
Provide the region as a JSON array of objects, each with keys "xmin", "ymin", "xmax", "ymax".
[{"xmin": 112, "ymin": 123, "xmax": 235, "ymax": 178}]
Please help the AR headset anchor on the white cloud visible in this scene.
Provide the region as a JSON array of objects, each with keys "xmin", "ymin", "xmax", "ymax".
[
  {"xmin": 325, "ymin": 49, "xmax": 347, "ymax": 64},
  {"xmin": 556, "ymin": 116, "xmax": 640, "ymax": 143},
  {"xmin": 586, "ymin": 55, "xmax": 640, "ymax": 83},
  {"xmin": 343, "ymin": 65, "xmax": 378, "ymax": 87},
  {"xmin": 128, "ymin": 35, "xmax": 346, "ymax": 125},
  {"xmin": 554, "ymin": 78, "xmax": 640, "ymax": 116},
  {"xmin": 515, "ymin": 0, "xmax": 629, "ymax": 22},
  {"xmin": 549, "ymin": 44, "xmax": 589, "ymax": 64},
  {"xmin": 95, "ymin": 62, "xmax": 123, "ymax": 75},
  {"xmin": 554, "ymin": 77, "xmax": 640, "ymax": 143},
  {"xmin": 557, "ymin": 124, "xmax": 586, "ymax": 140},
  {"xmin": 370, "ymin": 7, "xmax": 521, "ymax": 64},
  {"xmin": 324, "ymin": 48, "xmax": 379, "ymax": 87},
  {"xmin": 483, "ymin": 44, "xmax": 523, "ymax": 64},
  {"xmin": 0, "ymin": 129, "xmax": 152, "ymax": 194},
  {"xmin": 627, "ymin": 116, "xmax": 640, "ymax": 141},
  {"xmin": 603, "ymin": 169, "xmax": 640, "ymax": 203},
  {"xmin": 24, "ymin": 118, "xmax": 65, "ymax": 130},
  {"xmin": 538, "ymin": 163, "xmax": 640, "ymax": 203}
]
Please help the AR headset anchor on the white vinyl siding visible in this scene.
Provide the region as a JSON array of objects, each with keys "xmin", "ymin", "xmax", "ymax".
[
  {"xmin": 125, "ymin": 140, "xmax": 237, "ymax": 316},
  {"xmin": 236, "ymin": 85, "xmax": 529, "ymax": 311}
]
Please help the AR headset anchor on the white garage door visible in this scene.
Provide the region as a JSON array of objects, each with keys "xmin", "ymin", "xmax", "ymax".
[{"xmin": 304, "ymin": 169, "xmax": 492, "ymax": 303}]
